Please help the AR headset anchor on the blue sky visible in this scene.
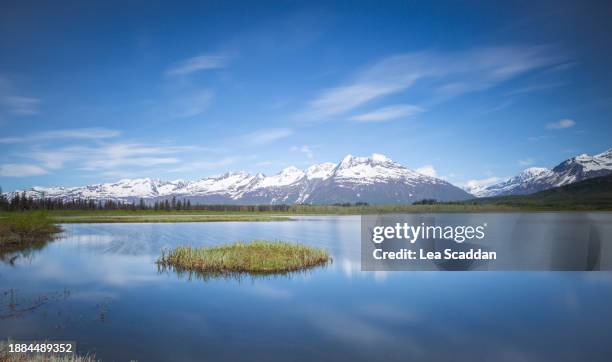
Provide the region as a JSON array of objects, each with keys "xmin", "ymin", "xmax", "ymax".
[{"xmin": 1, "ymin": 1, "xmax": 611, "ymax": 191}]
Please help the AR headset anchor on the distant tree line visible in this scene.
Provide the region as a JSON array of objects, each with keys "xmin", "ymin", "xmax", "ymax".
[
  {"xmin": 2, "ymin": 186, "xmax": 436, "ymax": 213},
  {"xmin": 412, "ymin": 198, "xmax": 439, "ymax": 205},
  {"xmin": 332, "ymin": 202, "xmax": 370, "ymax": 207},
  {"xmin": 0, "ymin": 187, "xmax": 151, "ymax": 211},
  {"xmin": 0, "ymin": 187, "xmax": 297, "ymax": 212}
]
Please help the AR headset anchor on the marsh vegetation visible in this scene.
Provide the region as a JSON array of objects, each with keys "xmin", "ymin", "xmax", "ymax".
[
  {"xmin": 157, "ymin": 240, "xmax": 331, "ymax": 275},
  {"xmin": 0, "ymin": 213, "xmax": 61, "ymax": 261}
]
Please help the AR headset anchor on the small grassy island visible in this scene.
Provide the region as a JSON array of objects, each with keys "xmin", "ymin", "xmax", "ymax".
[{"xmin": 157, "ymin": 240, "xmax": 331, "ymax": 275}]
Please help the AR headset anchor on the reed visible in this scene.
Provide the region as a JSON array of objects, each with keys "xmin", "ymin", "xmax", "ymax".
[{"xmin": 157, "ymin": 240, "xmax": 331, "ymax": 274}]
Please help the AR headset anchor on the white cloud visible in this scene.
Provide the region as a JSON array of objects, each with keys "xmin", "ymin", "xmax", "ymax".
[
  {"xmin": 88, "ymin": 157, "xmax": 180, "ymax": 169},
  {"xmin": 21, "ymin": 142, "xmax": 197, "ymax": 176},
  {"xmin": 165, "ymin": 157, "xmax": 241, "ymax": 173},
  {"xmin": 2, "ymin": 132, "xmax": 228, "ymax": 180},
  {"xmin": 290, "ymin": 145, "xmax": 314, "ymax": 159},
  {"xmin": 300, "ymin": 46, "xmax": 563, "ymax": 121},
  {"xmin": 518, "ymin": 158, "xmax": 534, "ymax": 166},
  {"xmin": 528, "ymin": 135, "xmax": 552, "ymax": 142},
  {"xmin": 166, "ymin": 54, "xmax": 229, "ymax": 76},
  {"xmin": 350, "ymin": 104, "xmax": 424, "ymax": 122},
  {"xmin": 0, "ymin": 128, "xmax": 120, "ymax": 144},
  {"xmin": 305, "ymin": 83, "xmax": 407, "ymax": 120},
  {"xmin": 169, "ymin": 90, "xmax": 214, "ymax": 118},
  {"xmin": 244, "ymin": 128, "xmax": 292, "ymax": 145},
  {"xmin": 462, "ymin": 177, "xmax": 503, "ymax": 193},
  {"xmin": 415, "ymin": 165, "xmax": 437, "ymax": 177},
  {"xmin": 0, "ymin": 76, "xmax": 41, "ymax": 117},
  {"xmin": 255, "ymin": 161, "xmax": 273, "ymax": 167},
  {"xmin": 505, "ymin": 81, "xmax": 568, "ymax": 96},
  {"xmin": 2, "ymin": 96, "xmax": 40, "ymax": 116},
  {"xmin": 0, "ymin": 163, "xmax": 47, "ymax": 177},
  {"xmin": 546, "ymin": 118, "xmax": 575, "ymax": 129}
]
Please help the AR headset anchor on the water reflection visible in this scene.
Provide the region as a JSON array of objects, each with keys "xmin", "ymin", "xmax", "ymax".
[
  {"xmin": 0, "ymin": 215, "xmax": 611, "ymax": 361},
  {"xmin": 0, "ymin": 288, "xmax": 71, "ymax": 320},
  {"xmin": 362, "ymin": 213, "xmax": 612, "ymax": 271},
  {"xmin": 0, "ymin": 232, "xmax": 61, "ymax": 266},
  {"xmin": 156, "ymin": 262, "xmax": 331, "ymax": 283}
]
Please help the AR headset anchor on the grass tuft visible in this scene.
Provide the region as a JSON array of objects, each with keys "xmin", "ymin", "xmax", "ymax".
[{"xmin": 157, "ymin": 240, "xmax": 331, "ymax": 274}]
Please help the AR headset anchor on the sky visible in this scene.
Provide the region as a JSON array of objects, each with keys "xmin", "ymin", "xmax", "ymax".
[{"xmin": 1, "ymin": 0, "xmax": 611, "ymax": 191}]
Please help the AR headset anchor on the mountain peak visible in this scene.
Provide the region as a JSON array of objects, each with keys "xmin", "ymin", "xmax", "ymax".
[
  {"xmin": 471, "ymin": 147, "xmax": 612, "ymax": 197},
  {"xmin": 596, "ymin": 148, "xmax": 612, "ymax": 159},
  {"xmin": 338, "ymin": 153, "xmax": 394, "ymax": 169},
  {"xmin": 518, "ymin": 167, "xmax": 550, "ymax": 178},
  {"xmin": 305, "ymin": 162, "xmax": 335, "ymax": 180},
  {"xmin": 370, "ymin": 153, "xmax": 391, "ymax": 163},
  {"xmin": 340, "ymin": 154, "xmax": 354, "ymax": 164},
  {"xmin": 280, "ymin": 166, "xmax": 301, "ymax": 174}
]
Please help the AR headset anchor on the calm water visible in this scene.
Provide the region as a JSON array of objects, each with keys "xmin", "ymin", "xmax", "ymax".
[{"xmin": 1, "ymin": 214, "xmax": 612, "ymax": 361}]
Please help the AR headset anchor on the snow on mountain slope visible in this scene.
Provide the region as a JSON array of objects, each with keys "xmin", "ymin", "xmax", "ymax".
[
  {"xmin": 330, "ymin": 154, "xmax": 442, "ymax": 185},
  {"xmin": 471, "ymin": 148, "xmax": 612, "ymax": 197},
  {"xmin": 182, "ymin": 172, "xmax": 255, "ymax": 199},
  {"xmin": 304, "ymin": 154, "xmax": 470, "ymax": 204},
  {"xmin": 256, "ymin": 167, "xmax": 305, "ymax": 188},
  {"xmin": 305, "ymin": 163, "xmax": 335, "ymax": 180},
  {"xmin": 7, "ymin": 153, "xmax": 473, "ymax": 204},
  {"xmin": 470, "ymin": 167, "xmax": 553, "ymax": 198}
]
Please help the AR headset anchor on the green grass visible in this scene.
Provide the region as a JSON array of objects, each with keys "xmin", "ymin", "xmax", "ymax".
[
  {"xmin": 49, "ymin": 214, "xmax": 290, "ymax": 223},
  {"xmin": 157, "ymin": 240, "xmax": 331, "ymax": 274},
  {"xmin": 0, "ymin": 204, "xmax": 523, "ymax": 223},
  {"xmin": 0, "ymin": 212, "xmax": 62, "ymax": 249}
]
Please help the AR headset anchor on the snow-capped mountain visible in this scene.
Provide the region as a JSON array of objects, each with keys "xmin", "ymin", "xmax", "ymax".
[
  {"xmin": 8, "ymin": 154, "xmax": 472, "ymax": 204},
  {"xmin": 469, "ymin": 148, "xmax": 612, "ymax": 197},
  {"xmin": 301, "ymin": 154, "xmax": 469, "ymax": 204}
]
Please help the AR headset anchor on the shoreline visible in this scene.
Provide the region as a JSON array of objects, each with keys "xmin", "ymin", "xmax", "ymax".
[{"xmin": 2, "ymin": 208, "xmax": 612, "ymax": 225}]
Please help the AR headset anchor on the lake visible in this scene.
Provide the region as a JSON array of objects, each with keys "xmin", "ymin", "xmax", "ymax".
[{"xmin": 2, "ymin": 214, "xmax": 612, "ymax": 361}]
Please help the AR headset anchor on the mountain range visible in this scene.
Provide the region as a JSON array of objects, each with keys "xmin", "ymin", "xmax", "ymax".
[
  {"xmin": 7, "ymin": 154, "xmax": 471, "ymax": 204},
  {"xmin": 7, "ymin": 149, "xmax": 612, "ymax": 204},
  {"xmin": 466, "ymin": 148, "xmax": 612, "ymax": 197}
]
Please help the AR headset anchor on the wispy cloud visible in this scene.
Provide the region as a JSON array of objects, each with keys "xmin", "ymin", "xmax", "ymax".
[
  {"xmin": 21, "ymin": 142, "xmax": 197, "ymax": 176},
  {"xmin": 164, "ymin": 156, "xmax": 242, "ymax": 174},
  {"xmin": 304, "ymin": 83, "xmax": 407, "ymax": 120},
  {"xmin": 290, "ymin": 145, "xmax": 314, "ymax": 159},
  {"xmin": 169, "ymin": 90, "xmax": 214, "ymax": 118},
  {"xmin": 505, "ymin": 81, "xmax": 568, "ymax": 96},
  {"xmin": 0, "ymin": 163, "xmax": 47, "ymax": 177},
  {"xmin": 463, "ymin": 176, "xmax": 503, "ymax": 192},
  {"xmin": 415, "ymin": 165, "xmax": 437, "ymax": 177},
  {"xmin": 255, "ymin": 160, "xmax": 273, "ymax": 167},
  {"xmin": 518, "ymin": 158, "xmax": 534, "ymax": 166},
  {"xmin": 1, "ymin": 96, "xmax": 40, "ymax": 115},
  {"xmin": 80, "ymin": 143, "xmax": 195, "ymax": 170},
  {"xmin": 243, "ymin": 128, "xmax": 292, "ymax": 145},
  {"xmin": 350, "ymin": 104, "xmax": 423, "ymax": 122},
  {"xmin": 546, "ymin": 118, "xmax": 575, "ymax": 129},
  {"xmin": 528, "ymin": 135, "xmax": 553, "ymax": 142},
  {"xmin": 299, "ymin": 46, "xmax": 564, "ymax": 121},
  {"xmin": 166, "ymin": 54, "xmax": 229, "ymax": 76},
  {"xmin": 0, "ymin": 128, "xmax": 120, "ymax": 144},
  {"xmin": 0, "ymin": 76, "xmax": 41, "ymax": 117}
]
